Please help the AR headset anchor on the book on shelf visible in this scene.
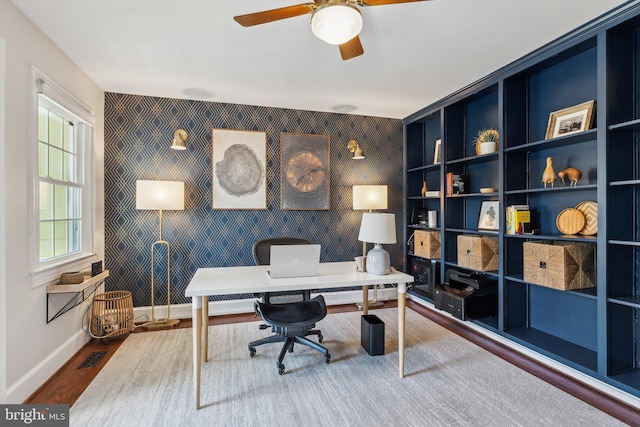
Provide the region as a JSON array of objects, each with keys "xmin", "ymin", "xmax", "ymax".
[
  {"xmin": 424, "ymin": 190, "xmax": 440, "ymax": 198},
  {"xmin": 446, "ymin": 172, "xmax": 464, "ymax": 196},
  {"xmin": 506, "ymin": 205, "xmax": 530, "ymax": 235}
]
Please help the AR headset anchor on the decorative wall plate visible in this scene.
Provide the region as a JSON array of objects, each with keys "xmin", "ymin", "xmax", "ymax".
[
  {"xmin": 575, "ymin": 201, "xmax": 597, "ymax": 235},
  {"xmin": 556, "ymin": 208, "xmax": 586, "ymax": 235}
]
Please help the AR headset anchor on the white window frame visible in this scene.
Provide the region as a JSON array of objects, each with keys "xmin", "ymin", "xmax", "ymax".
[{"xmin": 29, "ymin": 67, "xmax": 96, "ymax": 287}]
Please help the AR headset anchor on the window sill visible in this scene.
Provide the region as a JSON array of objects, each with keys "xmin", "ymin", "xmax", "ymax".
[{"xmin": 30, "ymin": 252, "xmax": 97, "ymax": 288}]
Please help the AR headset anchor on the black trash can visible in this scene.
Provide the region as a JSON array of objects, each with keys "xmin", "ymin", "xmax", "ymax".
[{"xmin": 361, "ymin": 315, "xmax": 385, "ymax": 356}]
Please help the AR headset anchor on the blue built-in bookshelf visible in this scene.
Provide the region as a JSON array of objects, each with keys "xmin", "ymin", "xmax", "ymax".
[{"xmin": 403, "ymin": 1, "xmax": 640, "ymax": 399}]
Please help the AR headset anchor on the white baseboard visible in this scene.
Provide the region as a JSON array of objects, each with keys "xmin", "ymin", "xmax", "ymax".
[
  {"xmin": 7, "ymin": 329, "xmax": 90, "ymax": 404},
  {"xmin": 133, "ymin": 287, "xmax": 399, "ymax": 323},
  {"xmin": 407, "ymin": 294, "xmax": 640, "ymax": 410}
]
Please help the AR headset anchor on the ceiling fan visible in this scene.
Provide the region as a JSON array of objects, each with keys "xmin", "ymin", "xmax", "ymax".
[{"xmin": 234, "ymin": 0, "xmax": 428, "ymax": 61}]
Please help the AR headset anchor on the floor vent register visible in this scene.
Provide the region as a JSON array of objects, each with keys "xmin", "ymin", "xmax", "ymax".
[{"xmin": 77, "ymin": 351, "xmax": 107, "ymax": 369}]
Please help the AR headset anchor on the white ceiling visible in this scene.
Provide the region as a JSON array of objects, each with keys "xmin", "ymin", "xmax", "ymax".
[{"xmin": 11, "ymin": 0, "xmax": 629, "ymax": 119}]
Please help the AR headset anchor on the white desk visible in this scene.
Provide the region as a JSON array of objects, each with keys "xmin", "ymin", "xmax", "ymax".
[{"xmin": 185, "ymin": 261, "xmax": 414, "ymax": 409}]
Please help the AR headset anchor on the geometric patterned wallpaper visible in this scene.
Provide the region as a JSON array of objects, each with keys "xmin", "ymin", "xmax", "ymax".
[{"xmin": 104, "ymin": 92, "xmax": 404, "ymax": 307}]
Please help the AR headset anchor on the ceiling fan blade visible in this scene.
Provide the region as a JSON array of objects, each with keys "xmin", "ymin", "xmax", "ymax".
[
  {"xmin": 361, "ymin": 0, "xmax": 429, "ymax": 5},
  {"xmin": 339, "ymin": 36, "xmax": 364, "ymax": 61},
  {"xmin": 234, "ymin": 4, "xmax": 316, "ymax": 27}
]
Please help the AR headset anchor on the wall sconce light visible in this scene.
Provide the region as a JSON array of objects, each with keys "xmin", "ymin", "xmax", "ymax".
[
  {"xmin": 347, "ymin": 139, "xmax": 365, "ymax": 159},
  {"xmin": 171, "ymin": 129, "xmax": 188, "ymax": 150}
]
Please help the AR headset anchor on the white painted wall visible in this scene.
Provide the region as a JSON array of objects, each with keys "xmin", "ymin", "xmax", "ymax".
[
  {"xmin": 0, "ymin": 36, "xmax": 7, "ymax": 404},
  {"xmin": 0, "ymin": 0, "xmax": 104, "ymax": 403}
]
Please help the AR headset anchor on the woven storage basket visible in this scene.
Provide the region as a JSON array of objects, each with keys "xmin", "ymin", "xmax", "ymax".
[
  {"xmin": 90, "ymin": 291, "xmax": 134, "ymax": 339},
  {"xmin": 59, "ymin": 271, "xmax": 85, "ymax": 285},
  {"xmin": 523, "ymin": 241, "xmax": 596, "ymax": 290},
  {"xmin": 457, "ymin": 235, "xmax": 499, "ymax": 271},
  {"xmin": 414, "ymin": 230, "xmax": 441, "ymax": 259}
]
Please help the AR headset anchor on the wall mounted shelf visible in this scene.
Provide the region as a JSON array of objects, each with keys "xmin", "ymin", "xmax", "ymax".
[{"xmin": 46, "ymin": 270, "xmax": 109, "ymax": 323}]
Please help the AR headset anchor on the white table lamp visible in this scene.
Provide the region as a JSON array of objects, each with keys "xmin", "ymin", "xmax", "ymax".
[
  {"xmin": 136, "ymin": 180, "xmax": 184, "ymax": 329},
  {"xmin": 358, "ymin": 212, "xmax": 396, "ymax": 275}
]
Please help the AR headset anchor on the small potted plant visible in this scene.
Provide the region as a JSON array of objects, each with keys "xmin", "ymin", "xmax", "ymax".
[{"xmin": 474, "ymin": 128, "xmax": 499, "ymax": 155}]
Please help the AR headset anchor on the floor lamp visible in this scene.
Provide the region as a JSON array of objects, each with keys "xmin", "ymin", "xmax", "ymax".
[
  {"xmin": 136, "ymin": 180, "xmax": 184, "ymax": 330},
  {"xmin": 353, "ymin": 185, "xmax": 388, "ymax": 309}
]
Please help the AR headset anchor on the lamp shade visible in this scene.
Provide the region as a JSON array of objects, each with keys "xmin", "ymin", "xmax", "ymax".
[
  {"xmin": 353, "ymin": 185, "xmax": 388, "ymax": 211},
  {"xmin": 358, "ymin": 212, "xmax": 396, "ymax": 244},
  {"xmin": 136, "ymin": 180, "xmax": 185, "ymax": 210},
  {"xmin": 311, "ymin": 3, "xmax": 362, "ymax": 45}
]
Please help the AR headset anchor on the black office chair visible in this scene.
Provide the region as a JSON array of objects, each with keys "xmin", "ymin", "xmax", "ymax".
[{"xmin": 248, "ymin": 237, "xmax": 331, "ymax": 375}]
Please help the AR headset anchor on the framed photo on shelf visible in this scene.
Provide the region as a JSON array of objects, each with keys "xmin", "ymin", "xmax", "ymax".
[
  {"xmin": 477, "ymin": 200, "xmax": 499, "ymax": 231},
  {"xmin": 545, "ymin": 100, "xmax": 595, "ymax": 139},
  {"xmin": 433, "ymin": 138, "xmax": 442, "ymax": 164}
]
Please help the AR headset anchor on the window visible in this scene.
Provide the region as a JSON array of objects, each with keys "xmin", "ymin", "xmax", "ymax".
[
  {"xmin": 30, "ymin": 68, "xmax": 96, "ymax": 286},
  {"xmin": 38, "ymin": 102, "xmax": 82, "ymax": 260}
]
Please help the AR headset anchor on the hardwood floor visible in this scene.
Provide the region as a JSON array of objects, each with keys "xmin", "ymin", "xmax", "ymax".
[{"xmin": 24, "ymin": 299, "xmax": 640, "ymax": 425}]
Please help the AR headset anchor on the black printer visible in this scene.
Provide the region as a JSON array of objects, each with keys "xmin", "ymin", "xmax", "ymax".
[{"xmin": 434, "ymin": 269, "xmax": 498, "ymax": 321}]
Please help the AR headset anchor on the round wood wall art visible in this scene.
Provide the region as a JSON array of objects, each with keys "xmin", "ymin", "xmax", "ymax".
[
  {"xmin": 575, "ymin": 200, "xmax": 597, "ymax": 235},
  {"xmin": 556, "ymin": 208, "xmax": 586, "ymax": 235}
]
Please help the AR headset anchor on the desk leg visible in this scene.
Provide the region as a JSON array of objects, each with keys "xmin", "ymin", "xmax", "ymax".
[
  {"xmin": 201, "ymin": 296, "xmax": 208, "ymax": 362},
  {"xmin": 192, "ymin": 297, "xmax": 202, "ymax": 409},
  {"xmin": 362, "ymin": 286, "xmax": 369, "ymax": 315},
  {"xmin": 398, "ymin": 285, "xmax": 406, "ymax": 378}
]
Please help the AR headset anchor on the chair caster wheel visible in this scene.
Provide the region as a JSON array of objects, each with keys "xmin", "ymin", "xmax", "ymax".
[
  {"xmin": 325, "ymin": 353, "xmax": 331, "ymax": 364},
  {"xmin": 278, "ymin": 364, "xmax": 285, "ymax": 375},
  {"xmin": 318, "ymin": 334, "xmax": 324, "ymax": 343},
  {"xmin": 249, "ymin": 347, "xmax": 256, "ymax": 357}
]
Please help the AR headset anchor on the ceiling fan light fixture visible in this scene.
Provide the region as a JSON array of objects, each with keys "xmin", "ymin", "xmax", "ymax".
[{"xmin": 311, "ymin": 3, "xmax": 362, "ymax": 46}]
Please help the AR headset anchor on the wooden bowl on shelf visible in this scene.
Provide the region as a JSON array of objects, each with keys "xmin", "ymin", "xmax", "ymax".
[{"xmin": 479, "ymin": 187, "xmax": 495, "ymax": 193}]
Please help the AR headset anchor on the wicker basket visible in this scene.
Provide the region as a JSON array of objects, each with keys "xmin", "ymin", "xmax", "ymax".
[
  {"xmin": 59, "ymin": 271, "xmax": 85, "ymax": 285},
  {"xmin": 413, "ymin": 230, "xmax": 441, "ymax": 259},
  {"xmin": 457, "ymin": 235, "xmax": 499, "ymax": 271},
  {"xmin": 523, "ymin": 241, "xmax": 596, "ymax": 290},
  {"xmin": 90, "ymin": 291, "xmax": 134, "ymax": 339}
]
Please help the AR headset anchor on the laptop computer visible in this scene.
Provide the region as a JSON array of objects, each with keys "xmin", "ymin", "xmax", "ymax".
[{"xmin": 268, "ymin": 244, "xmax": 321, "ymax": 278}]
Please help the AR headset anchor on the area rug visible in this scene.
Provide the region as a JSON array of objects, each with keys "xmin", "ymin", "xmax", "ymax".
[{"xmin": 70, "ymin": 309, "xmax": 623, "ymax": 426}]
